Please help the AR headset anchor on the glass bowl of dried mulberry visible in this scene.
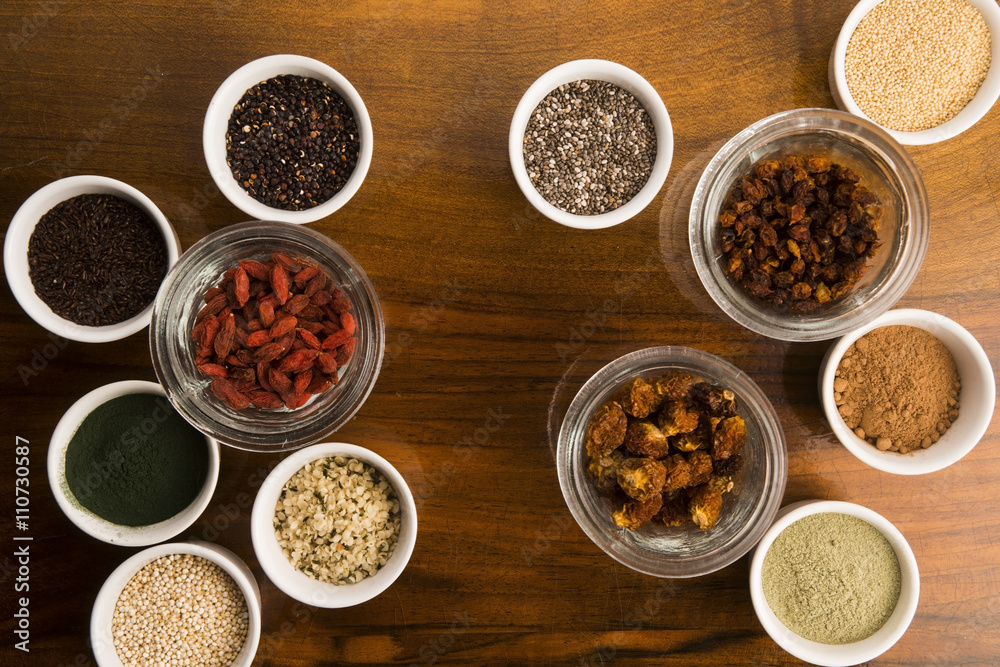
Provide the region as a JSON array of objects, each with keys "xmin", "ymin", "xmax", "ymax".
[
  {"xmin": 689, "ymin": 108, "xmax": 929, "ymax": 342},
  {"xmin": 150, "ymin": 221, "xmax": 384, "ymax": 451},
  {"xmin": 556, "ymin": 346, "xmax": 787, "ymax": 578}
]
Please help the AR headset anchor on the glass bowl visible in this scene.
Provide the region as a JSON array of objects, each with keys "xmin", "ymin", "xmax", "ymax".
[
  {"xmin": 556, "ymin": 346, "xmax": 787, "ymax": 578},
  {"xmin": 689, "ymin": 108, "xmax": 929, "ymax": 342},
  {"xmin": 150, "ymin": 221, "xmax": 384, "ymax": 451}
]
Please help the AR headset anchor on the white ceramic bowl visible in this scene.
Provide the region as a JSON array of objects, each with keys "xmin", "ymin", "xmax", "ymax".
[
  {"xmin": 90, "ymin": 540, "xmax": 261, "ymax": 667},
  {"xmin": 203, "ymin": 54, "xmax": 373, "ymax": 224},
  {"xmin": 750, "ymin": 500, "xmax": 919, "ymax": 667},
  {"xmin": 508, "ymin": 59, "xmax": 673, "ymax": 229},
  {"xmin": 829, "ymin": 0, "xmax": 1000, "ymax": 145},
  {"xmin": 251, "ymin": 442, "xmax": 417, "ymax": 607},
  {"xmin": 47, "ymin": 380, "xmax": 220, "ymax": 546},
  {"xmin": 819, "ymin": 308, "xmax": 995, "ymax": 475},
  {"xmin": 3, "ymin": 175, "xmax": 181, "ymax": 343}
]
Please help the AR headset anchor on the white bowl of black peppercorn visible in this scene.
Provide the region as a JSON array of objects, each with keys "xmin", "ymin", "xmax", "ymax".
[
  {"xmin": 3, "ymin": 175, "xmax": 181, "ymax": 343},
  {"xmin": 203, "ymin": 54, "xmax": 373, "ymax": 224}
]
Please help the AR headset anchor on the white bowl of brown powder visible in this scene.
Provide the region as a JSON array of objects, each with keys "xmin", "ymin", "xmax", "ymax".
[{"xmin": 819, "ymin": 308, "xmax": 995, "ymax": 474}]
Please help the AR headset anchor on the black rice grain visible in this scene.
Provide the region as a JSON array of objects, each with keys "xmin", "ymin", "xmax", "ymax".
[{"xmin": 27, "ymin": 194, "xmax": 168, "ymax": 326}]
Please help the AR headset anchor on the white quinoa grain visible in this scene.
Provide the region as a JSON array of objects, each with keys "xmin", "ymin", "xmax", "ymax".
[
  {"xmin": 112, "ymin": 554, "xmax": 249, "ymax": 667},
  {"xmin": 846, "ymin": 0, "xmax": 991, "ymax": 132},
  {"xmin": 274, "ymin": 456, "xmax": 401, "ymax": 585}
]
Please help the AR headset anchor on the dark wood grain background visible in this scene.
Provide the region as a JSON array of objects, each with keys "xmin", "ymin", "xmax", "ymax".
[{"xmin": 1, "ymin": 1, "xmax": 998, "ymax": 665}]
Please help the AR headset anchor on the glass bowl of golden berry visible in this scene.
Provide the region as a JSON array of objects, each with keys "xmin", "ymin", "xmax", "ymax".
[{"xmin": 556, "ymin": 346, "xmax": 787, "ymax": 578}]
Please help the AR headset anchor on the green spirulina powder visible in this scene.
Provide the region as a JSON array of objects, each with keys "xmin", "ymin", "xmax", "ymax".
[
  {"xmin": 65, "ymin": 393, "xmax": 209, "ymax": 526},
  {"xmin": 761, "ymin": 512, "xmax": 901, "ymax": 644}
]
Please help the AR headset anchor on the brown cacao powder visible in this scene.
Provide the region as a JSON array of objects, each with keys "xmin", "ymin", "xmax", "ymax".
[{"xmin": 833, "ymin": 325, "xmax": 961, "ymax": 454}]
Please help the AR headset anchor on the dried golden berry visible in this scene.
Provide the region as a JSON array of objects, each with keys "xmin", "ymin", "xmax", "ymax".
[
  {"xmin": 618, "ymin": 378, "xmax": 662, "ymax": 418},
  {"xmin": 613, "ymin": 493, "xmax": 663, "ymax": 530},
  {"xmin": 587, "ymin": 450, "xmax": 625, "ymax": 490},
  {"xmin": 712, "ymin": 415, "xmax": 748, "ymax": 460},
  {"xmin": 657, "ymin": 400, "xmax": 700, "ymax": 437},
  {"xmin": 624, "ymin": 421, "xmax": 671, "ymax": 458},
  {"xmin": 584, "ymin": 401, "xmax": 628, "ymax": 458},
  {"xmin": 616, "ymin": 457, "xmax": 666, "ymax": 502}
]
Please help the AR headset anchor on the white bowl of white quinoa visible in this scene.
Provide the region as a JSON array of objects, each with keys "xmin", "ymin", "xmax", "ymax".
[
  {"xmin": 250, "ymin": 442, "xmax": 417, "ymax": 608},
  {"xmin": 90, "ymin": 541, "xmax": 261, "ymax": 667},
  {"xmin": 829, "ymin": 0, "xmax": 1000, "ymax": 145}
]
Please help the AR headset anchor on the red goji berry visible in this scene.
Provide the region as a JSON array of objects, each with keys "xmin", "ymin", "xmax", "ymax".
[
  {"xmin": 211, "ymin": 378, "xmax": 249, "ymax": 410},
  {"xmin": 235, "ymin": 267, "xmax": 250, "ymax": 306},
  {"xmin": 277, "ymin": 348, "xmax": 318, "ymax": 374},
  {"xmin": 238, "ymin": 259, "xmax": 271, "ymax": 281},
  {"xmin": 197, "ymin": 363, "xmax": 229, "ymax": 379},
  {"xmin": 294, "ymin": 369, "xmax": 312, "ymax": 394},
  {"xmin": 269, "ymin": 315, "xmax": 297, "ymax": 338},
  {"xmin": 246, "ymin": 390, "xmax": 284, "ymax": 409},
  {"xmin": 321, "ymin": 329, "xmax": 352, "ymax": 350},
  {"xmin": 340, "ymin": 312, "xmax": 356, "ymax": 335},
  {"xmin": 296, "ymin": 328, "xmax": 321, "ymax": 350},
  {"xmin": 247, "ymin": 330, "xmax": 273, "ymax": 347},
  {"xmin": 268, "ymin": 368, "xmax": 294, "ymax": 395},
  {"xmin": 271, "ymin": 265, "xmax": 290, "ymax": 305}
]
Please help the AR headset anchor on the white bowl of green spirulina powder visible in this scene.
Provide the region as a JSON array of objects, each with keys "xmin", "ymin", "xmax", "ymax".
[{"xmin": 749, "ymin": 500, "xmax": 919, "ymax": 666}]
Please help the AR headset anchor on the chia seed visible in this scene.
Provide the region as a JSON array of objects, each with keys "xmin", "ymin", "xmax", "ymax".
[
  {"xmin": 226, "ymin": 74, "xmax": 360, "ymax": 211},
  {"xmin": 27, "ymin": 194, "xmax": 168, "ymax": 327},
  {"xmin": 522, "ymin": 79, "xmax": 656, "ymax": 215}
]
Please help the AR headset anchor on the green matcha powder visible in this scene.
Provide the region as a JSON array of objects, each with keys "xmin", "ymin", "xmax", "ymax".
[
  {"xmin": 762, "ymin": 512, "xmax": 901, "ymax": 644},
  {"xmin": 65, "ymin": 393, "xmax": 209, "ymax": 526}
]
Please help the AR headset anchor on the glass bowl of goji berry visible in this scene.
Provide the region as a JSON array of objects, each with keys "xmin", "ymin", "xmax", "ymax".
[
  {"xmin": 150, "ymin": 221, "xmax": 384, "ymax": 451},
  {"xmin": 689, "ymin": 108, "xmax": 930, "ymax": 342}
]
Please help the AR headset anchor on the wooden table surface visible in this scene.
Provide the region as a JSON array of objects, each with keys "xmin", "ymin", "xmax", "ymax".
[{"xmin": 2, "ymin": 1, "xmax": 999, "ymax": 665}]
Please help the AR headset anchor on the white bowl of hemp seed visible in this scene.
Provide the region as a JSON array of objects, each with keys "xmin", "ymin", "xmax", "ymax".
[
  {"xmin": 250, "ymin": 442, "xmax": 417, "ymax": 608},
  {"xmin": 829, "ymin": 0, "xmax": 1000, "ymax": 145},
  {"xmin": 509, "ymin": 59, "xmax": 673, "ymax": 229}
]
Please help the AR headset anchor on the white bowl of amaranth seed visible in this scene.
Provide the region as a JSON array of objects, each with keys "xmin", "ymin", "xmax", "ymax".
[
  {"xmin": 509, "ymin": 59, "xmax": 673, "ymax": 229},
  {"xmin": 829, "ymin": 0, "xmax": 1000, "ymax": 145},
  {"xmin": 749, "ymin": 500, "xmax": 919, "ymax": 666}
]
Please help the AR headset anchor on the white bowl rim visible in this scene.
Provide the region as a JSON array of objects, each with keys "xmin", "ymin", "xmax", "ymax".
[
  {"xmin": 47, "ymin": 380, "xmax": 220, "ymax": 546},
  {"xmin": 819, "ymin": 308, "xmax": 995, "ymax": 475},
  {"xmin": 829, "ymin": 0, "xmax": 1000, "ymax": 145},
  {"xmin": 90, "ymin": 540, "xmax": 262, "ymax": 667},
  {"xmin": 250, "ymin": 441, "xmax": 417, "ymax": 608},
  {"xmin": 3, "ymin": 175, "xmax": 181, "ymax": 343},
  {"xmin": 508, "ymin": 58, "xmax": 674, "ymax": 229},
  {"xmin": 203, "ymin": 54, "xmax": 373, "ymax": 224},
  {"xmin": 749, "ymin": 499, "xmax": 920, "ymax": 666}
]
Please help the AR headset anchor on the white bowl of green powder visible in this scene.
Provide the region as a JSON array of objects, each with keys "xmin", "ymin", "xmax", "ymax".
[
  {"xmin": 749, "ymin": 500, "xmax": 919, "ymax": 666},
  {"xmin": 47, "ymin": 380, "xmax": 220, "ymax": 546}
]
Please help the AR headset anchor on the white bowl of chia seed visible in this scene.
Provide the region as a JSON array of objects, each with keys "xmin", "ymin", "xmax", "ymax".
[
  {"xmin": 90, "ymin": 541, "xmax": 261, "ymax": 667},
  {"xmin": 829, "ymin": 0, "xmax": 1000, "ymax": 145},
  {"xmin": 509, "ymin": 59, "xmax": 673, "ymax": 229},
  {"xmin": 203, "ymin": 54, "xmax": 373, "ymax": 224},
  {"xmin": 749, "ymin": 500, "xmax": 919, "ymax": 666},
  {"xmin": 3, "ymin": 175, "xmax": 181, "ymax": 343}
]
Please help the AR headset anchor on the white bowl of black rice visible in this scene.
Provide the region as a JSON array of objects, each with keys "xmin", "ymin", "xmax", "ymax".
[
  {"xmin": 3, "ymin": 175, "xmax": 180, "ymax": 343},
  {"xmin": 203, "ymin": 54, "xmax": 373, "ymax": 224}
]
